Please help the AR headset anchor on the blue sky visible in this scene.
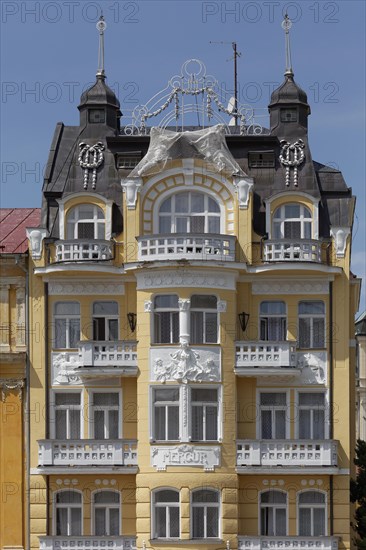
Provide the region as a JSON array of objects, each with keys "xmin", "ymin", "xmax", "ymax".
[{"xmin": 1, "ymin": 0, "xmax": 365, "ymax": 310}]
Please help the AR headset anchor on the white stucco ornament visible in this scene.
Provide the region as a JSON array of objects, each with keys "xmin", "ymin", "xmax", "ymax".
[
  {"xmin": 151, "ymin": 444, "xmax": 221, "ymax": 471},
  {"xmin": 121, "ymin": 177, "xmax": 143, "ymax": 209},
  {"xmin": 297, "ymin": 352, "xmax": 327, "ymax": 385},
  {"xmin": 279, "ymin": 139, "xmax": 305, "ymax": 186},
  {"xmin": 153, "ymin": 341, "xmax": 220, "ymax": 383},
  {"xmin": 26, "ymin": 228, "xmax": 48, "ymax": 260},
  {"xmin": 233, "ymin": 176, "xmax": 254, "ymax": 209},
  {"xmin": 330, "ymin": 226, "xmax": 350, "ymax": 258},
  {"xmin": 52, "ymin": 352, "xmax": 82, "ymax": 385},
  {"xmin": 78, "ymin": 141, "xmax": 105, "ymax": 189}
]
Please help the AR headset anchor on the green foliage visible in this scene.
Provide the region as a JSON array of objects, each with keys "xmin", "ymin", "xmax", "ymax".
[{"xmin": 351, "ymin": 440, "xmax": 366, "ymax": 548}]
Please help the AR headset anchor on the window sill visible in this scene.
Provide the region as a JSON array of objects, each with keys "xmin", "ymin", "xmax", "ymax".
[{"xmin": 150, "ymin": 539, "xmax": 223, "ymax": 545}]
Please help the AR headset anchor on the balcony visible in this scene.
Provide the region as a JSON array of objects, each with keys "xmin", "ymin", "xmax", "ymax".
[
  {"xmin": 78, "ymin": 340, "xmax": 138, "ymax": 377},
  {"xmin": 39, "ymin": 536, "xmax": 137, "ymax": 550},
  {"xmin": 55, "ymin": 240, "xmax": 114, "ymax": 262},
  {"xmin": 235, "ymin": 341, "xmax": 299, "ymax": 377},
  {"xmin": 37, "ymin": 439, "xmax": 138, "ymax": 473},
  {"xmin": 238, "ymin": 536, "xmax": 339, "ymax": 550},
  {"xmin": 137, "ymin": 233, "xmax": 236, "ymax": 262},
  {"xmin": 264, "ymin": 240, "xmax": 322, "ymax": 262},
  {"xmin": 236, "ymin": 440, "xmax": 338, "ymax": 473}
]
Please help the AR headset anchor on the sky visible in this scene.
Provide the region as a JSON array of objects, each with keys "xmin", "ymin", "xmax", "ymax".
[{"xmin": 1, "ymin": 0, "xmax": 365, "ymax": 311}]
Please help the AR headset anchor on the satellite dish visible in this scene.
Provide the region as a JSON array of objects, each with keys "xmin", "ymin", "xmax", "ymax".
[{"xmin": 227, "ymin": 97, "xmax": 236, "ymax": 114}]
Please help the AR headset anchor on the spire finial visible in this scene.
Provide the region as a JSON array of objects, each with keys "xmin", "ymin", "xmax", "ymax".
[
  {"xmin": 281, "ymin": 13, "xmax": 294, "ymax": 77},
  {"xmin": 96, "ymin": 13, "xmax": 107, "ymax": 78}
]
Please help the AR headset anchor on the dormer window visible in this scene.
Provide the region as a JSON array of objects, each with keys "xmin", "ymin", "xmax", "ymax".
[
  {"xmin": 273, "ymin": 204, "xmax": 312, "ymax": 239},
  {"xmin": 159, "ymin": 191, "xmax": 221, "ymax": 234},
  {"xmin": 66, "ymin": 205, "xmax": 105, "ymax": 240},
  {"xmin": 88, "ymin": 109, "xmax": 105, "ymax": 124},
  {"xmin": 248, "ymin": 151, "xmax": 275, "ymax": 168},
  {"xmin": 280, "ymin": 108, "xmax": 297, "ymax": 122}
]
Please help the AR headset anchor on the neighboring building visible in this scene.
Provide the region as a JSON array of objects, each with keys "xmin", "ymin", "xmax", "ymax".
[
  {"xmin": 24, "ymin": 16, "xmax": 361, "ymax": 550},
  {"xmin": 0, "ymin": 208, "xmax": 40, "ymax": 550},
  {"xmin": 356, "ymin": 311, "xmax": 366, "ymax": 441}
]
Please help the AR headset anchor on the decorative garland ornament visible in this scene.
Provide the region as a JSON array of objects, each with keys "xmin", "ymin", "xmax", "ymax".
[
  {"xmin": 279, "ymin": 138, "xmax": 305, "ymax": 186},
  {"xmin": 78, "ymin": 141, "xmax": 105, "ymax": 189}
]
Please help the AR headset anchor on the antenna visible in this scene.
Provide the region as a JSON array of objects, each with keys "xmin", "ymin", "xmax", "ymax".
[
  {"xmin": 281, "ymin": 13, "xmax": 293, "ymax": 77},
  {"xmin": 96, "ymin": 13, "xmax": 107, "ymax": 78},
  {"xmin": 209, "ymin": 41, "xmax": 242, "ymax": 126}
]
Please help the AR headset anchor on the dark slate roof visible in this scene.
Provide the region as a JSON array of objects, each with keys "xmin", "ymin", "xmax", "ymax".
[
  {"xmin": 356, "ymin": 311, "xmax": 366, "ymax": 336},
  {"xmin": 79, "ymin": 75, "xmax": 120, "ymax": 110},
  {"xmin": 269, "ymin": 73, "xmax": 309, "ymax": 109},
  {"xmin": 0, "ymin": 208, "xmax": 41, "ymax": 253}
]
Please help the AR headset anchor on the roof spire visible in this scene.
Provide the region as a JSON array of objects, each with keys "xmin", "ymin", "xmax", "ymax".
[
  {"xmin": 96, "ymin": 13, "xmax": 107, "ymax": 78},
  {"xmin": 281, "ymin": 13, "xmax": 294, "ymax": 77}
]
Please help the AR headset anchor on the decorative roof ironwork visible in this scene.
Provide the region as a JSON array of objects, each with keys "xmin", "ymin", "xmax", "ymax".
[{"xmin": 121, "ymin": 59, "xmax": 265, "ymax": 136}]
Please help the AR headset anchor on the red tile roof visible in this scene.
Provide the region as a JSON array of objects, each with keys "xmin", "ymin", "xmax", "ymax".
[{"xmin": 0, "ymin": 208, "xmax": 41, "ymax": 254}]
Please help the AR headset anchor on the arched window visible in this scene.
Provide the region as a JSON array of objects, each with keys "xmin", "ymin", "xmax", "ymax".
[
  {"xmin": 153, "ymin": 489, "xmax": 180, "ymax": 539},
  {"xmin": 273, "ymin": 204, "xmax": 312, "ymax": 239},
  {"xmin": 54, "ymin": 490, "xmax": 82, "ymax": 535},
  {"xmin": 260, "ymin": 301, "xmax": 287, "ymax": 341},
  {"xmin": 66, "ymin": 204, "xmax": 105, "ymax": 239},
  {"xmin": 298, "ymin": 491, "xmax": 326, "ymax": 536},
  {"xmin": 260, "ymin": 490, "xmax": 287, "ymax": 536},
  {"xmin": 191, "ymin": 489, "xmax": 220, "ymax": 538},
  {"xmin": 159, "ymin": 192, "xmax": 221, "ymax": 234},
  {"xmin": 93, "ymin": 490, "xmax": 120, "ymax": 536}
]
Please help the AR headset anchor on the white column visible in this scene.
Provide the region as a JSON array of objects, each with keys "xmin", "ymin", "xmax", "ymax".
[
  {"xmin": 0, "ymin": 285, "xmax": 10, "ymax": 351},
  {"xmin": 178, "ymin": 299, "xmax": 190, "ymax": 344},
  {"xmin": 15, "ymin": 284, "xmax": 26, "ymax": 350}
]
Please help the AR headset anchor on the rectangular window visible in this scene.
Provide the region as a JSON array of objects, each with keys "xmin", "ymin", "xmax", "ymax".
[
  {"xmin": 93, "ymin": 302, "xmax": 119, "ymax": 341},
  {"xmin": 153, "ymin": 295, "xmax": 179, "ymax": 344},
  {"xmin": 191, "ymin": 388, "xmax": 218, "ymax": 441},
  {"xmin": 298, "ymin": 301, "xmax": 325, "ymax": 348},
  {"xmin": 91, "ymin": 392, "xmax": 120, "ymax": 439},
  {"xmin": 260, "ymin": 301, "xmax": 286, "ymax": 341},
  {"xmin": 259, "ymin": 392, "xmax": 287, "ymax": 439},
  {"xmin": 153, "ymin": 388, "xmax": 180, "ymax": 441},
  {"xmin": 117, "ymin": 152, "xmax": 142, "ymax": 169},
  {"xmin": 88, "ymin": 109, "xmax": 105, "ymax": 123},
  {"xmin": 298, "ymin": 392, "xmax": 326, "ymax": 439},
  {"xmin": 190, "ymin": 295, "xmax": 218, "ymax": 344},
  {"xmin": 54, "ymin": 393, "xmax": 81, "ymax": 439},
  {"xmin": 54, "ymin": 302, "xmax": 80, "ymax": 349},
  {"xmin": 248, "ymin": 151, "xmax": 275, "ymax": 168},
  {"xmin": 280, "ymin": 108, "xmax": 297, "ymax": 122}
]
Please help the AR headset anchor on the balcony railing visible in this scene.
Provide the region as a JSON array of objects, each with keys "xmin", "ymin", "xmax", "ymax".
[
  {"xmin": 79, "ymin": 340, "xmax": 137, "ymax": 367},
  {"xmin": 236, "ymin": 341, "xmax": 297, "ymax": 369},
  {"xmin": 237, "ymin": 440, "xmax": 338, "ymax": 468},
  {"xmin": 39, "ymin": 537, "xmax": 137, "ymax": 550},
  {"xmin": 137, "ymin": 233, "xmax": 236, "ymax": 262},
  {"xmin": 238, "ymin": 537, "xmax": 339, "ymax": 550},
  {"xmin": 38, "ymin": 439, "xmax": 137, "ymax": 467},
  {"xmin": 55, "ymin": 240, "xmax": 114, "ymax": 262},
  {"xmin": 264, "ymin": 240, "xmax": 322, "ymax": 262}
]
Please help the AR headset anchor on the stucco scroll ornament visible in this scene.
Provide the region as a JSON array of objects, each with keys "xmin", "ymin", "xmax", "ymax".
[
  {"xmin": 53, "ymin": 353, "xmax": 81, "ymax": 385},
  {"xmin": 26, "ymin": 228, "xmax": 48, "ymax": 260},
  {"xmin": 233, "ymin": 176, "xmax": 254, "ymax": 209},
  {"xmin": 154, "ymin": 341, "xmax": 219, "ymax": 383},
  {"xmin": 279, "ymin": 139, "xmax": 305, "ymax": 186},
  {"xmin": 297, "ymin": 353, "xmax": 325, "ymax": 384},
  {"xmin": 78, "ymin": 141, "xmax": 105, "ymax": 189},
  {"xmin": 330, "ymin": 226, "xmax": 350, "ymax": 258},
  {"xmin": 121, "ymin": 177, "xmax": 143, "ymax": 209},
  {"xmin": 1, "ymin": 379, "xmax": 24, "ymax": 401}
]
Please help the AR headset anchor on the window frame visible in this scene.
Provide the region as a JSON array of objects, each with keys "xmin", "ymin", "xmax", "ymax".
[
  {"xmin": 150, "ymin": 385, "xmax": 222, "ymax": 443},
  {"xmin": 155, "ymin": 190, "xmax": 223, "ymax": 235},
  {"xmin": 256, "ymin": 389, "xmax": 290, "ymax": 440},
  {"xmin": 88, "ymin": 389, "xmax": 122, "ymax": 440},
  {"xmin": 297, "ymin": 490, "xmax": 327, "ymax": 536},
  {"xmin": 295, "ymin": 389, "xmax": 329, "ymax": 440},
  {"xmin": 153, "ymin": 294, "xmax": 180, "ymax": 345},
  {"xmin": 191, "ymin": 488, "xmax": 220, "ymax": 539},
  {"xmin": 272, "ymin": 203, "xmax": 313, "ymax": 240},
  {"xmin": 190, "ymin": 294, "xmax": 219, "ymax": 345},
  {"xmin": 259, "ymin": 489, "xmax": 288, "ymax": 537},
  {"xmin": 92, "ymin": 301, "xmax": 119, "ymax": 342},
  {"xmin": 259, "ymin": 301, "xmax": 287, "ymax": 342},
  {"xmin": 66, "ymin": 204, "xmax": 106, "ymax": 240},
  {"xmin": 50, "ymin": 389, "xmax": 83, "ymax": 440},
  {"xmin": 151, "ymin": 488, "xmax": 180, "ymax": 540},
  {"xmin": 53, "ymin": 301, "xmax": 81, "ymax": 349},
  {"xmin": 190, "ymin": 387, "xmax": 220, "ymax": 442},
  {"xmin": 91, "ymin": 489, "xmax": 121, "ymax": 536},
  {"xmin": 152, "ymin": 386, "xmax": 180, "ymax": 442},
  {"xmin": 53, "ymin": 489, "xmax": 83, "ymax": 536},
  {"xmin": 298, "ymin": 301, "xmax": 326, "ymax": 349}
]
